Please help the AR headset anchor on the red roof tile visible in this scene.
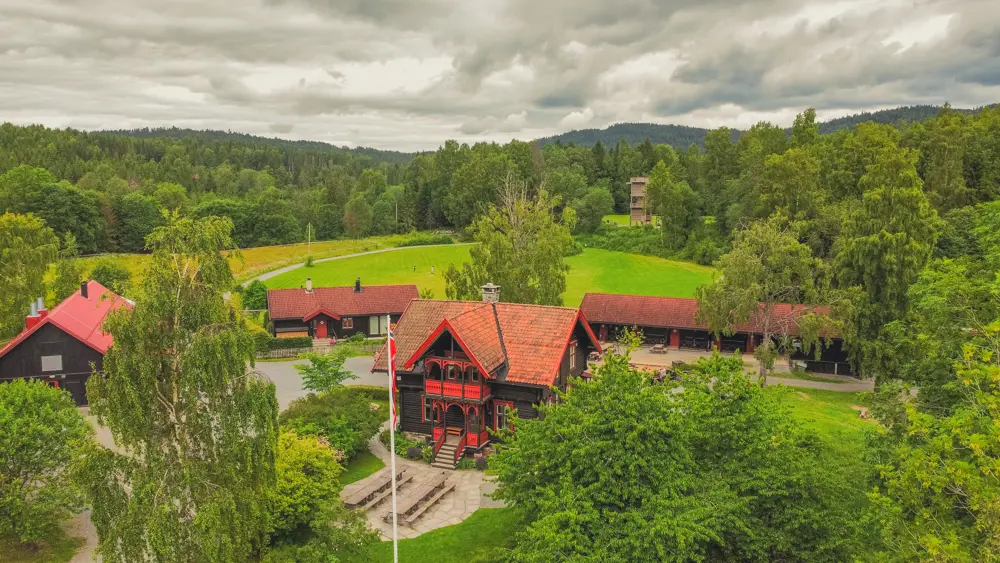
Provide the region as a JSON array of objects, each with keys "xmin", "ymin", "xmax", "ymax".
[
  {"xmin": 267, "ymin": 284, "xmax": 419, "ymax": 320},
  {"xmin": 374, "ymin": 300, "xmax": 601, "ymax": 387},
  {"xmin": 0, "ymin": 281, "xmax": 131, "ymax": 358},
  {"xmin": 579, "ymin": 293, "xmax": 828, "ymax": 336}
]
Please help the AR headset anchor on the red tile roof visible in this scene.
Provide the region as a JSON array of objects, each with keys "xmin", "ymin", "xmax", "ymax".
[
  {"xmin": 267, "ymin": 284, "xmax": 419, "ymax": 320},
  {"xmin": 373, "ymin": 300, "xmax": 601, "ymax": 387},
  {"xmin": 579, "ymin": 293, "xmax": 827, "ymax": 336},
  {"xmin": 0, "ymin": 281, "xmax": 131, "ymax": 358}
]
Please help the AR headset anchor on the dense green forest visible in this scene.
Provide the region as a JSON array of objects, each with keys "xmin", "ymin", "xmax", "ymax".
[{"xmin": 1, "ymin": 105, "xmax": 999, "ymax": 261}]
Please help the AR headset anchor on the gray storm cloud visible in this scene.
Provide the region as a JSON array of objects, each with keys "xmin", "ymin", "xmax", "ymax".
[{"xmin": 0, "ymin": 0, "xmax": 998, "ymax": 150}]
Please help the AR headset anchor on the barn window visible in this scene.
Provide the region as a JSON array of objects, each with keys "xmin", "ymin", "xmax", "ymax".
[
  {"xmin": 342, "ymin": 318, "xmax": 353, "ymax": 329},
  {"xmin": 41, "ymin": 355, "xmax": 63, "ymax": 372}
]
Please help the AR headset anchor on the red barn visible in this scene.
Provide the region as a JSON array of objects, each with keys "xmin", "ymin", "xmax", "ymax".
[{"xmin": 0, "ymin": 281, "xmax": 131, "ymax": 405}]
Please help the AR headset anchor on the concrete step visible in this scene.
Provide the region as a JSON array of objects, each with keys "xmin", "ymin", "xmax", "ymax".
[{"xmin": 431, "ymin": 461, "xmax": 456, "ymax": 470}]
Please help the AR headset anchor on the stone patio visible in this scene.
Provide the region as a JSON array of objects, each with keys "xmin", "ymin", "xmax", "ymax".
[{"xmin": 340, "ymin": 425, "xmax": 504, "ymax": 540}]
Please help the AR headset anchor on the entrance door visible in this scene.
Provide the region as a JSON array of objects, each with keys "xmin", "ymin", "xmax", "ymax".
[{"xmin": 315, "ymin": 318, "xmax": 328, "ymax": 339}]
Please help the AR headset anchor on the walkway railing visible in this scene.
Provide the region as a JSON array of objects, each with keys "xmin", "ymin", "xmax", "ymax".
[
  {"xmin": 433, "ymin": 428, "xmax": 446, "ymax": 456},
  {"xmin": 454, "ymin": 432, "xmax": 467, "ymax": 464}
]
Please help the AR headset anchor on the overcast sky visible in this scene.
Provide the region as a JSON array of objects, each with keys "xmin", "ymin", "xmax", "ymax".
[{"xmin": 1, "ymin": 0, "xmax": 998, "ymax": 151}]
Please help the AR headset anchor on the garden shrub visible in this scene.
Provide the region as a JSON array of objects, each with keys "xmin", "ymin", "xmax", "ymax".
[
  {"xmin": 342, "ymin": 385, "xmax": 390, "ymax": 402},
  {"xmin": 456, "ymin": 457, "xmax": 476, "ymax": 470},
  {"xmin": 280, "ymin": 389, "xmax": 382, "ymax": 459},
  {"xmin": 406, "ymin": 446, "xmax": 423, "ymax": 460},
  {"xmin": 250, "ymin": 324, "xmax": 274, "ymax": 353},
  {"xmin": 378, "ymin": 429, "xmax": 424, "ymax": 457}
]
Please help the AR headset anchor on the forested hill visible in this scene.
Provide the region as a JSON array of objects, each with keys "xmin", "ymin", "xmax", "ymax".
[
  {"xmin": 538, "ymin": 104, "xmax": 996, "ymax": 148},
  {"xmin": 102, "ymin": 127, "xmax": 417, "ymax": 165}
]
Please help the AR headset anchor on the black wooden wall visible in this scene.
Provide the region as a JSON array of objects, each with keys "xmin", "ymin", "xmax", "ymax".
[{"xmin": 0, "ymin": 323, "xmax": 102, "ymax": 405}]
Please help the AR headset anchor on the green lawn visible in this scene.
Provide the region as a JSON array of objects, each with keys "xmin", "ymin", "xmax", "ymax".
[
  {"xmin": 265, "ymin": 246, "xmax": 713, "ymax": 306},
  {"xmin": 602, "ymin": 214, "xmax": 660, "ymax": 227},
  {"xmin": 340, "ymin": 450, "xmax": 385, "ymax": 485},
  {"xmin": 343, "ymin": 508, "xmax": 518, "ymax": 563}
]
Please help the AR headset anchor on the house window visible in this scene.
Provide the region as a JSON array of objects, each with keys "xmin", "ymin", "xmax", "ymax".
[
  {"xmin": 342, "ymin": 317, "xmax": 353, "ymax": 329},
  {"xmin": 495, "ymin": 401, "xmax": 514, "ymax": 430},
  {"xmin": 40, "ymin": 355, "xmax": 63, "ymax": 372},
  {"xmin": 369, "ymin": 315, "xmax": 387, "ymax": 336},
  {"xmin": 446, "ymin": 365, "xmax": 457, "ymax": 381},
  {"xmin": 469, "ymin": 367, "xmax": 478, "ymax": 382},
  {"xmin": 569, "ymin": 341, "xmax": 577, "ymax": 370},
  {"xmin": 423, "ymin": 396, "xmax": 432, "ymax": 422}
]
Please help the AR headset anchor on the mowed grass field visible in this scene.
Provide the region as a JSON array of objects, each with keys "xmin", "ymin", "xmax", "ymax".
[
  {"xmin": 264, "ymin": 246, "xmax": 713, "ymax": 305},
  {"xmin": 602, "ymin": 214, "xmax": 660, "ymax": 227}
]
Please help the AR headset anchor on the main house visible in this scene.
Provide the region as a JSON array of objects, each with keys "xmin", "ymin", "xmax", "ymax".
[
  {"xmin": 267, "ymin": 278, "xmax": 419, "ymax": 340},
  {"xmin": 373, "ymin": 284, "xmax": 601, "ymax": 459},
  {"xmin": 0, "ymin": 281, "xmax": 131, "ymax": 405},
  {"xmin": 580, "ymin": 292, "xmax": 851, "ymax": 375}
]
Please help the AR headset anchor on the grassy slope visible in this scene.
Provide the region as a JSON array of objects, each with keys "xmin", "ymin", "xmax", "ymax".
[
  {"xmin": 340, "ymin": 450, "xmax": 385, "ymax": 485},
  {"xmin": 602, "ymin": 214, "xmax": 660, "ymax": 226},
  {"xmin": 344, "ymin": 508, "xmax": 519, "ymax": 563},
  {"xmin": 265, "ymin": 246, "xmax": 713, "ymax": 306}
]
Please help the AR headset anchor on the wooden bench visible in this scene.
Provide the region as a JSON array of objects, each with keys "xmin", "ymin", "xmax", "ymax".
[
  {"xmin": 344, "ymin": 467, "xmax": 409, "ymax": 509},
  {"xmin": 382, "ymin": 472, "xmax": 452, "ymax": 524}
]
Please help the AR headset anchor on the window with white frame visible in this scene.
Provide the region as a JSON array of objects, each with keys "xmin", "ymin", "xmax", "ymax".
[
  {"xmin": 569, "ymin": 341, "xmax": 577, "ymax": 369},
  {"xmin": 424, "ymin": 397, "xmax": 433, "ymax": 422},
  {"xmin": 40, "ymin": 355, "xmax": 63, "ymax": 372},
  {"xmin": 496, "ymin": 402, "xmax": 511, "ymax": 429},
  {"xmin": 342, "ymin": 317, "xmax": 353, "ymax": 329}
]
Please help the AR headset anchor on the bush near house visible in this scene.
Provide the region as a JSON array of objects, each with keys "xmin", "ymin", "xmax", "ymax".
[{"xmin": 280, "ymin": 389, "xmax": 383, "ymax": 459}]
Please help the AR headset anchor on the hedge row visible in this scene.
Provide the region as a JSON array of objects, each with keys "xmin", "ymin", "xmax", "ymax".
[
  {"xmin": 342, "ymin": 386, "xmax": 390, "ymax": 402},
  {"xmin": 397, "ymin": 234, "xmax": 453, "ymax": 247},
  {"xmin": 267, "ymin": 336, "xmax": 313, "ymax": 350}
]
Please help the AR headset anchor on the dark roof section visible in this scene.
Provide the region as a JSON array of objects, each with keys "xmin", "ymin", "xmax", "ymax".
[{"xmin": 266, "ymin": 284, "xmax": 419, "ymax": 320}]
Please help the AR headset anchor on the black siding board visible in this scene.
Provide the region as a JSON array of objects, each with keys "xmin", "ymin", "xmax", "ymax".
[
  {"xmin": 400, "ymin": 388, "xmax": 431, "ymax": 435},
  {"xmin": 0, "ymin": 323, "xmax": 102, "ymax": 405}
]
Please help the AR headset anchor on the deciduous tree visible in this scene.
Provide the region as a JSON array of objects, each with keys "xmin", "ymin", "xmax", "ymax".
[
  {"xmin": 80, "ymin": 215, "xmax": 279, "ymax": 563},
  {"xmin": 51, "ymin": 232, "xmax": 83, "ymax": 302},
  {"xmin": 0, "ymin": 213, "xmax": 58, "ymax": 338},
  {"xmin": 445, "ymin": 187, "xmax": 574, "ymax": 306},
  {"xmin": 295, "ymin": 348, "xmax": 357, "ymax": 393},
  {"xmin": 0, "ymin": 380, "xmax": 92, "ymax": 546}
]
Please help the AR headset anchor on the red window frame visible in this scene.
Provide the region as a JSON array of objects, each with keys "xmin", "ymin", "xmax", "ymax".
[
  {"xmin": 342, "ymin": 317, "xmax": 353, "ymax": 329},
  {"xmin": 494, "ymin": 400, "xmax": 514, "ymax": 430}
]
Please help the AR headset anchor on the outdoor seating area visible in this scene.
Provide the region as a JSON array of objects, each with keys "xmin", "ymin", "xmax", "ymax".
[
  {"xmin": 344, "ymin": 467, "xmax": 411, "ymax": 510},
  {"xmin": 382, "ymin": 471, "xmax": 456, "ymax": 527}
]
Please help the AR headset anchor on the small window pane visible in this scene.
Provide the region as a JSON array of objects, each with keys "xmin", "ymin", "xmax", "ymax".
[{"xmin": 41, "ymin": 355, "xmax": 62, "ymax": 372}]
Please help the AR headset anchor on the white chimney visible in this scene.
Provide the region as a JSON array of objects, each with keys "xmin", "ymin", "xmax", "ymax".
[
  {"xmin": 482, "ymin": 283, "xmax": 501, "ymax": 304},
  {"xmin": 305, "ymin": 278, "xmax": 313, "ymax": 293}
]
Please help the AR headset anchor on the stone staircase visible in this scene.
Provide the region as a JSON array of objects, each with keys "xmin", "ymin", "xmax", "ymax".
[{"xmin": 431, "ymin": 442, "xmax": 458, "ymax": 470}]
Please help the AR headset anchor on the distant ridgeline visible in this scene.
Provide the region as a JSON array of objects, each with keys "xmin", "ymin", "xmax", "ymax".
[
  {"xmin": 538, "ymin": 104, "xmax": 998, "ymax": 148},
  {"xmin": 102, "ymin": 127, "xmax": 418, "ymax": 165}
]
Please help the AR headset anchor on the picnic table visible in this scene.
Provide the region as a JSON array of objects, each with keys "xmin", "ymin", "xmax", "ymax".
[
  {"xmin": 650, "ymin": 344, "xmax": 667, "ymax": 354},
  {"xmin": 383, "ymin": 471, "xmax": 455, "ymax": 526},
  {"xmin": 344, "ymin": 467, "xmax": 411, "ymax": 510}
]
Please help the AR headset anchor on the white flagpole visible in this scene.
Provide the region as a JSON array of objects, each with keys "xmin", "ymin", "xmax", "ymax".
[{"xmin": 387, "ymin": 314, "xmax": 399, "ymax": 563}]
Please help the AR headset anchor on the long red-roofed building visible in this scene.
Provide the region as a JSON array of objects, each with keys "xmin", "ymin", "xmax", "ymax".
[
  {"xmin": 267, "ymin": 278, "xmax": 418, "ymax": 340},
  {"xmin": 0, "ymin": 281, "xmax": 131, "ymax": 405},
  {"xmin": 372, "ymin": 284, "xmax": 600, "ymax": 466},
  {"xmin": 579, "ymin": 292, "xmax": 851, "ymax": 375}
]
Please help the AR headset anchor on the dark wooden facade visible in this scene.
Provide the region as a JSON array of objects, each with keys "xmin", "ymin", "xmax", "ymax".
[
  {"xmin": 396, "ymin": 322, "xmax": 593, "ymax": 453},
  {"xmin": 273, "ymin": 313, "xmax": 402, "ymax": 340},
  {"xmin": 0, "ymin": 323, "xmax": 101, "ymax": 406}
]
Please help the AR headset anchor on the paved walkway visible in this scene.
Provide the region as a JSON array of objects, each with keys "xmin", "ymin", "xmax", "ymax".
[{"xmin": 340, "ymin": 425, "xmax": 502, "ymax": 540}]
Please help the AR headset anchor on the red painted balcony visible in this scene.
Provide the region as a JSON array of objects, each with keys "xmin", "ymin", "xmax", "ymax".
[{"xmin": 425, "ymin": 380, "xmax": 491, "ymax": 400}]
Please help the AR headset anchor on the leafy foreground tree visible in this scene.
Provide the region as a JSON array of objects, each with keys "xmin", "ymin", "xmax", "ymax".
[
  {"xmin": 489, "ymin": 352, "xmax": 871, "ymax": 562},
  {"xmin": 263, "ymin": 431, "xmax": 375, "ymax": 563},
  {"xmin": 80, "ymin": 215, "xmax": 280, "ymax": 563},
  {"xmin": 696, "ymin": 217, "xmax": 830, "ymax": 384},
  {"xmin": 446, "ymin": 188, "xmax": 575, "ymax": 306},
  {"xmin": 295, "ymin": 348, "xmax": 357, "ymax": 393},
  {"xmin": 0, "ymin": 380, "xmax": 92, "ymax": 546},
  {"xmin": 51, "ymin": 232, "xmax": 84, "ymax": 302},
  {"xmin": 0, "ymin": 212, "xmax": 58, "ymax": 338}
]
